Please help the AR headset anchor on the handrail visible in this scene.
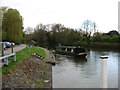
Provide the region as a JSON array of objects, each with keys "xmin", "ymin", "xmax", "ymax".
[{"xmin": 0, "ymin": 53, "xmax": 16, "ymax": 65}]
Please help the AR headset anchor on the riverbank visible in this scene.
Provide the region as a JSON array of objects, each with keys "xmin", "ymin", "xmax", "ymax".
[
  {"xmin": 39, "ymin": 47, "xmax": 56, "ymax": 88},
  {"xmin": 1, "ymin": 46, "xmax": 46, "ymax": 74},
  {"xmin": 2, "ymin": 56, "xmax": 46, "ymax": 88},
  {"xmin": 2, "ymin": 46, "xmax": 55, "ymax": 88},
  {"xmin": 83, "ymin": 42, "xmax": 120, "ymax": 51}
]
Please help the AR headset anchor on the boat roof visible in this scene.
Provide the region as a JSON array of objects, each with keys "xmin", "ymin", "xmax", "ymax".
[{"xmin": 57, "ymin": 46, "xmax": 82, "ymax": 49}]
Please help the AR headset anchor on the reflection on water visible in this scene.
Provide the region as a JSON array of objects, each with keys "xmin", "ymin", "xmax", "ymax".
[{"xmin": 52, "ymin": 50, "xmax": 119, "ymax": 88}]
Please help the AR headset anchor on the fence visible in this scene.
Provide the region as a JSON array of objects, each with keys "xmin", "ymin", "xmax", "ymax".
[{"xmin": 0, "ymin": 53, "xmax": 16, "ymax": 66}]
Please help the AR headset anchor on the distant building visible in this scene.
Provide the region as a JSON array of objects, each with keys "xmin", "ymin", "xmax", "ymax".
[{"xmin": 107, "ymin": 30, "xmax": 119, "ymax": 36}]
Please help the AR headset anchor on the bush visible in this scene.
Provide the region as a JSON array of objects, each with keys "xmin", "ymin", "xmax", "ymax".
[
  {"xmin": 110, "ymin": 35, "xmax": 119, "ymax": 43},
  {"xmin": 100, "ymin": 35, "xmax": 110, "ymax": 42},
  {"xmin": 92, "ymin": 34, "xmax": 120, "ymax": 43}
]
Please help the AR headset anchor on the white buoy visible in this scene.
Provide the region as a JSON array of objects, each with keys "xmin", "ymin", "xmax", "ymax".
[
  {"xmin": 100, "ymin": 56, "xmax": 108, "ymax": 88},
  {"xmin": 100, "ymin": 56, "xmax": 108, "ymax": 59}
]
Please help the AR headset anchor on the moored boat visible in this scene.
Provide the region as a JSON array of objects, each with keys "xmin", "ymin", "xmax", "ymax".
[{"xmin": 55, "ymin": 46, "xmax": 87, "ymax": 58}]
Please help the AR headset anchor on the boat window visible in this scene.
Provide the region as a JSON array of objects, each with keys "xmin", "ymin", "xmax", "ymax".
[
  {"xmin": 74, "ymin": 48, "xmax": 85, "ymax": 53},
  {"xmin": 61, "ymin": 48, "xmax": 66, "ymax": 51},
  {"xmin": 67, "ymin": 48, "xmax": 71, "ymax": 52},
  {"xmin": 59, "ymin": 47, "xmax": 61, "ymax": 51}
]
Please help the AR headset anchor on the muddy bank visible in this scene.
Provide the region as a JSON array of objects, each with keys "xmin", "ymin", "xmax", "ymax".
[{"xmin": 2, "ymin": 48, "xmax": 55, "ymax": 88}]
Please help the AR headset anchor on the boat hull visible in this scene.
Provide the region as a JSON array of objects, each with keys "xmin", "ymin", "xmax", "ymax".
[{"xmin": 55, "ymin": 50, "xmax": 87, "ymax": 58}]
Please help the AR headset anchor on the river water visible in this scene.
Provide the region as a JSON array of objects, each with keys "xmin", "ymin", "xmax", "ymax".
[{"xmin": 52, "ymin": 50, "xmax": 119, "ymax": 88}]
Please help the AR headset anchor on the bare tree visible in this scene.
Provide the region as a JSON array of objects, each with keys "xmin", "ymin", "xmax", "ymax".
[
  {"xmin": 81, "ymin": 20, "xmax": 96, "ymax": 35},
  {"xmin": 25, "ymin": 27, "xmax": 34, "ymax": 34},
  {"xmin": 80, "ymin": 20, "xmax": 97, "ymax": 47}
]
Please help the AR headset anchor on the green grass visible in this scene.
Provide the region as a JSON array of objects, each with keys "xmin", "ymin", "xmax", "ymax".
[{"xmin": 0, "ymin": 46, "xmax": 46, "ymax": 74}]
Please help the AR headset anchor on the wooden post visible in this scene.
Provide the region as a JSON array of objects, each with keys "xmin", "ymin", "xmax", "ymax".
[
  {"xmin": 1, "ymin": 43, "xmax": 4, "ymax": 56},
  {"xmin": 11, "ymin": 44, "xmax": 13, "ymax": 53}
]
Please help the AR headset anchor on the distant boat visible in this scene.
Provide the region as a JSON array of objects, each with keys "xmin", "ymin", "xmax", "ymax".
[{"xmin": 55, "ymin": 46, "xmax": 87, "ymax": 58}]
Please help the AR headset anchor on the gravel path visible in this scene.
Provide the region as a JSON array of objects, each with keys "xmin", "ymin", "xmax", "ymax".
[{"xmin": 4, "ymin": 44, "xmax": 26, "ymax": 55}]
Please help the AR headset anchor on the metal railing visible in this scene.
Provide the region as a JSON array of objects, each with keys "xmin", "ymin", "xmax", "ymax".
[{"xmin": 0, "ymin": 53, "xmax": 16, "ymax": 65}]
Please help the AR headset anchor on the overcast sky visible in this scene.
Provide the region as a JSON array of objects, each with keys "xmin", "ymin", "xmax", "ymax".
[{"xmin": 0, "ymin": 0, "xmax": 119, "ymax": 33}]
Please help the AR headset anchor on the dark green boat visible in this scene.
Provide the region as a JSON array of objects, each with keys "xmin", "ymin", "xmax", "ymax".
[{"xmin": 55, "ymin": 46, "xmax": 87, "ymax": 58}]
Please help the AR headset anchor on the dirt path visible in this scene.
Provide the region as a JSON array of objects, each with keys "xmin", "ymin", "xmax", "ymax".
[{"xmin": 4, "ymin": 44, "xmax": 26, "ymax": 55}]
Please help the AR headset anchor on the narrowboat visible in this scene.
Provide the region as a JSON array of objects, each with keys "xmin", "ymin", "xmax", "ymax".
[{"xmin": 55, "ymin": 46, "xmax": 87, "ymax": 57}]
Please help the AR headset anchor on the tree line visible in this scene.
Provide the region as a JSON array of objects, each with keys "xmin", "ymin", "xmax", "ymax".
[
  {"xmin": 24, "ymin": 23, "xmax": 85, "ymax": 48},
  {"xmin": 24, "ymin": 23, "xmax": 120, "ymax": 49},
  {"xmin": 92, "ymin": 31, "xmax": 120, "ymax": 43},
  {"xmin": 1, "ymin": 7, "xmax": 119, "ymax": 49}
]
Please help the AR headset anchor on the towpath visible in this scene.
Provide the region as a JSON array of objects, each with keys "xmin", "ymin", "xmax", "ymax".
[
  {"xmin": 0, "ymin": 44, "xmax": 26, "ymax": 67},
  {"xmin": 4, "ymin": 44, "xmax": 26, "ymax": 55}
]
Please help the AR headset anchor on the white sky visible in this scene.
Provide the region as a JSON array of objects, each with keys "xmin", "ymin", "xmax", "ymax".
[{"xmin": 0, "ymin": 0, "xmax": 119, "ymax": 33}]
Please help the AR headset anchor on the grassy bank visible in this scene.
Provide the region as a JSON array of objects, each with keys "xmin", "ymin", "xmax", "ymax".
[{"xmin": 0, "ymin": 46, "xmax": 46, "ymax": 74}]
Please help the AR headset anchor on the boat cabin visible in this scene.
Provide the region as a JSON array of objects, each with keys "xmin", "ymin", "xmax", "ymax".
[{"xmin": 56, "ymin": 46, "xmax": 87, "ymax": 57}]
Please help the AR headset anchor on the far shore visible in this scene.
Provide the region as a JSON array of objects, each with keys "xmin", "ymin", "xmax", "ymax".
[{"xmin": 82, "ymin": 42, "xmax": 120, "ymax": 51}]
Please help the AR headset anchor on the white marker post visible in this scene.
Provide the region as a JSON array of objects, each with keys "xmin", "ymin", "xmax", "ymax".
[
  {"xmin": 100, "ymin": 56, "xmax": 108, "ymax": 88},
  {"xmin": 28, "ymin": 45, "xmax": 32, "ymax": 52}
]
